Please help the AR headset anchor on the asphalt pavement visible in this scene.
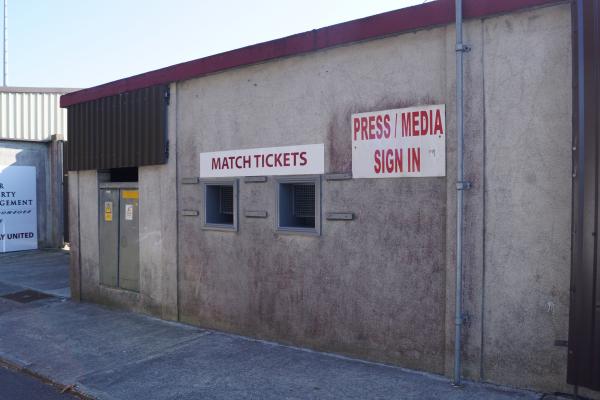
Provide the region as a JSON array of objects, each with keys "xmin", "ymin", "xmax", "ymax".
[{"xmin": 0, "ymin": 365, "xmax": 79, "ymax": 400}]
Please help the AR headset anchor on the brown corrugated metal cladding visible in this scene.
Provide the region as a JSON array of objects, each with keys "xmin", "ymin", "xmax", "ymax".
[
  {"xmin": 64, "ymin": 84, "xmax": 169, "ymax": 171},
  {"xmin": 567, "ymin": 0, "xmax": 600, "ymax": 392}
]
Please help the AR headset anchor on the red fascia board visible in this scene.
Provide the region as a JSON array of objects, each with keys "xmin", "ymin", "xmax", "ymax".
[{"xmin": 60, "ymin": 0, "xmax": 559, "ymax": 108}]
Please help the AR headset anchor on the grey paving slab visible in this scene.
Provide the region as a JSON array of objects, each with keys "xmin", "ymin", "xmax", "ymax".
[
  {"xmin": 0, "ymin": 301, "xmax": 206, "ymax": 383},
  {"xmin": 0, "ymin": 250, "xmax": 70, "ymax": 296},
  {"xmin": 0, "ymin": 297, "xmax": 26, "ymax": 315},
  {"xmin": 0, "ymin": 298, "xmax": 542, "ymax": 400},
  {"xmin": 0, "ymin": 249, "xmax": 545, "ymax": 400},
  {"xmin": 78, "ymin": 330, "xmax": 539, "ymax": 400},
  {"xmin": 0, "ymin": 293, "xmax": 64, "ymax": 317}
]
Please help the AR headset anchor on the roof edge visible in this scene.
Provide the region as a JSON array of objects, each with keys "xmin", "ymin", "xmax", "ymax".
[
  {"xmin": 1, "ymin": 86, "xmax": 80, "ymax": 94},
  {"xmin": 61, "ymin": 0, "xmax": 562, "ymax": 108}
]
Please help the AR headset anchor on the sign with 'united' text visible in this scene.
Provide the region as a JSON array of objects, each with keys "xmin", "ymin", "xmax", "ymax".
[
  {"xmin": 0, "ymin": 165, "xmax": 37, "ymax": 253},
  {"xmin": 352, "ymin": 104, "xmax": 446, "ymax": 178},
  {"xmin": 200, "ymin": 144, "xmax": 324, "ymax": 178}
]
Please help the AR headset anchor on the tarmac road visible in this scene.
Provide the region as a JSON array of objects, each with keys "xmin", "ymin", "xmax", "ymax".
[{"xmin": 0, "ymin": 365, "xmax": 78, "ymax": 400}]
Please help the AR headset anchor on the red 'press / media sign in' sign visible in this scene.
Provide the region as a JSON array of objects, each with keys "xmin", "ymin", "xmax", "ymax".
[{"xmin": 351, "ymin": 104, "xmax": 446, "ymax": 178}]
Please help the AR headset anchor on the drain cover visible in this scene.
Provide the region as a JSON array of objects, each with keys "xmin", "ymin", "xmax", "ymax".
[{"xmin": 1, "ymin": 289, "xmax": 54, "ymax": 303}]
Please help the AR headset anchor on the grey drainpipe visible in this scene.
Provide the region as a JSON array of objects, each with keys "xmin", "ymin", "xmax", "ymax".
[
  {"xmin": 454, "ymin": 0, "xmax": 471, "ymax": 387},
  {"xmin": 572, "ymin": 1, "xmax": 584, "ymax": 395}
]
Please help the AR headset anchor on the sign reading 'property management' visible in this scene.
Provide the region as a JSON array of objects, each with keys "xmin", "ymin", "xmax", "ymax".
[
  {"xmin": 0, "ymin": 165, "xmax": 37, "ymax": 253},
  {"xmin": 200, "ymin": 144, "xmax": 324, "ymax": 178},
  {"xmin": 352, "ymin": 104, "xmax": 446, "ymax": 178}
]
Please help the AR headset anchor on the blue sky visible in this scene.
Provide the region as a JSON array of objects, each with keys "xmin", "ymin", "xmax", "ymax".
[{"xmin": 9, "ymin": 0, "xmax": 429, "ymax": 89}]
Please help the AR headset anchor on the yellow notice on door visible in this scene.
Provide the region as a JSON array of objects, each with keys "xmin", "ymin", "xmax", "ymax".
[
  {"xmin": 122, "ymin": 190, "xmax": 139, "ymax": 200},
  {"xmin": 104, "ymin": 201, "xmax": 113, "ymax": 222}
]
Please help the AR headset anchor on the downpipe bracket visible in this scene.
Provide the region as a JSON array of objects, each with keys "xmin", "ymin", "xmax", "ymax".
[
  {"xmin": 456, "ymin": 181, "xmax": 472, "ymax": 191},
  {"xmin": 455, "ymin": 313, "xmax": 470, "ymax": 324},
  {"xmin": 456, "ymin": 44, "xmax": 471, "ymax": 52}
]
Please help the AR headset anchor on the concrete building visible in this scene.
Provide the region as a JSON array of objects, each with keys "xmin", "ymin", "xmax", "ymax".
[
  {"xmin": 61, "ymin": 0, "xmax": 600, "ymax": 397},
  {"xmin": 0, "ymin": 87, "xmax": 74, "ymax": 250}
]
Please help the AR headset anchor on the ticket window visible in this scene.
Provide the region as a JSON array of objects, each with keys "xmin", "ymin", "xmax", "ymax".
[
  {"xmin": 276, "ymin": 176, "xmax": 321, "ymax": 236},
  {"xmin": 202, "ymin": 180, "xmax": 238, "ymax": 231}
]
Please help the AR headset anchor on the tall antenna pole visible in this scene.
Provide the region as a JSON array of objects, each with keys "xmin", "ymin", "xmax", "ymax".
[{"xmin": 3, "ymin": 0, "xmax": 7, "ymax": 86}]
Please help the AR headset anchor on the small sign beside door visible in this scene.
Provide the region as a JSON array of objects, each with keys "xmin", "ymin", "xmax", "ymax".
[
  {"xmin": 122, "ymin": 190, "xmax": 139, "ymax": 200},
  {"xmin": 104, "ymin": 201, "xmax": 113, "ymax": 222},
  {"xmin": 125, "ymin": 204, "xmax": 134, "ymax": 221}
]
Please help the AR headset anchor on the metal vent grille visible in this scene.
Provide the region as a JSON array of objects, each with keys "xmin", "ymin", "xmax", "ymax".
[
  {"xmin": 293, "ymin": 184, "xmax": 315, "ymax": 218},
  {"xmin": 220, "ymin": 186, "xmax": 234, "ymax": 215}
]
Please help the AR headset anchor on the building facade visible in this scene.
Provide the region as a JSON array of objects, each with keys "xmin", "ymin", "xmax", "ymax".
[{"xmin": 61, "ymin": 0, "xmax": 600, "ymax": 396}]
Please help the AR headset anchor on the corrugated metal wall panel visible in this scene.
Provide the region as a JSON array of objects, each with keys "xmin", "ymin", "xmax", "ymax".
[
  {"xmin": 65, "ymin": 85, "xmax": 168, "ymax": 171},
  {"xmin": 0, "ymin": 91, "xmax": 69, "ymax": 141}
]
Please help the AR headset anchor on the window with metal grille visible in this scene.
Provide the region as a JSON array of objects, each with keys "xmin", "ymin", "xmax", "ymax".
[
  {"xmin": 277, "ymin": 177, "xmax": 320, "ymax": 235},
  {"xmin": 293, "ymin": 184, "xmax": 315, "ymax": 218},
  {"xmin": 219, "ymin": 186, "xmax": 233, "ymax": 215},
  {"xmin": 203, "ymin": 181, "xmax": 237, "ymax": 231}
]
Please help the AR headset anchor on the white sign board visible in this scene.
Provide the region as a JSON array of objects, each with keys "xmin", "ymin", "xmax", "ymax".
[
  {"xmin": 200, "ymin": 144, "xmax": 324, "ymax": 178},
  {"xmin": 0, "ymin": 165, "xmax": 37, "ymax": 252},
  {"xmin": 125, "ymin": 204, "xmax": 133, "ymax": 221},
  {"xmin": 352, "ymin": 104, "xmax": 446, "ymax": 178}
]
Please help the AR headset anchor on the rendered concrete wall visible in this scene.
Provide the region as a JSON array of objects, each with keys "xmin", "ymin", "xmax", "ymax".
[
  {"xmin": 0, "ymin": 139, "xmax": 64, "ymax": 248},
  {"xmin": 481, "ymin": 5, "xmax": 572, "ymax": 392},
  {"xmin": 68, "ymin": 171, "xmax": 81, "ymax": 300},
  {"xmin": 445, "ymin": 4, "xmax": 573, "ymax": 393},
  {"xmin": 69, "ymin": 1, "xmax": 578, "ymax": 395},
  {"xmin": 173, "ymin": 2, "xmax": 573, "ymax": 393},
  {"xmin": 177, "ymin": 23, "xmax": 449, "ymax": 374}
]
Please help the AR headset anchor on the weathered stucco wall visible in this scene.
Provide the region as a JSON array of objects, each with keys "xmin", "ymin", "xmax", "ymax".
[
  {"xmin": 481, "ymin": 3, "xmax": 572, "ymax": 392},
  {"xmin": 69, "ymin": 1, "xmax": 577, "ymax": 395},
  {"xmin": 446, "ymin": 3, "xmax": 574, "ymax": 393},
  {"xmin": 174, "ymin": 2, "xmax": 573, "ymax": 393},
  {"xmin": 177, "ymin": 23, "xmax": 450, "ymax": 373}
]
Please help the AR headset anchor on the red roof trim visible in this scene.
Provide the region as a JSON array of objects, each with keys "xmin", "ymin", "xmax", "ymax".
[{"xmin": 61, "ymin": 0, "xmax": 560, "ymax": 107}]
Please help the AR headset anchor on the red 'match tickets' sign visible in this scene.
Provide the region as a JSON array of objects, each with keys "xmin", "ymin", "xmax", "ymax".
[{"xmin": 200, "ymin": 144, "xmax": 324, "ymax": 178}]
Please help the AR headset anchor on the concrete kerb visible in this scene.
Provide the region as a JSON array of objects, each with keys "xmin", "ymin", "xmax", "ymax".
[{"xmin": 0, "ymin": 357, "xmax": 94, "ymax": 400}]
